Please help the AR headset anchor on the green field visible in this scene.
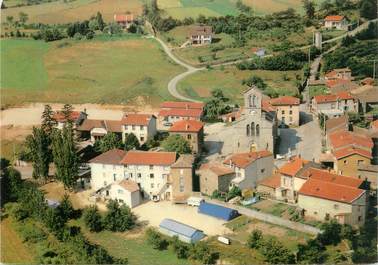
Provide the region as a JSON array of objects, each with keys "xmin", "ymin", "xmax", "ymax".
[
  {"xmin": 1, "ymin": 0, "xmax": 143, "ymax": 24},
  {"xmin": 1, "ymin": 36, "xmax": 185, "ymax": 107},
  {"xmin": 177, "ymin": 66, "xmax": 301, "ymax": 103}
]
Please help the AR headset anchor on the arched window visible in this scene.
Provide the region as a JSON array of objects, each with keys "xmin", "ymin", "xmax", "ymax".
[
  {"xmin": 251, "ymin": 122, "xmax": 255, "ymax": 136},
  {"xmin": 252, "ymin": 95, "xmax": 257, "ymax": 107},
  {"xmin": 249, "ymin": 95, "xmax": 253, "ymax": 107},
  {"xmin": 246, "ymin": 124, "xmax": 250, "ymax": 136},
  {"xmin": 256, "ymin": 124, "xmax": 260, "ymax": 136}
]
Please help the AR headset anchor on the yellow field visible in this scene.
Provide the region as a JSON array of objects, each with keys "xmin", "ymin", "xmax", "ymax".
[
  {"xmin": 0, "ymin": 0, "xmax": 143, "ymax": 24},
  {"xmin": 0, "ymin": 218, "xmax": 35, "ymax": 264}
]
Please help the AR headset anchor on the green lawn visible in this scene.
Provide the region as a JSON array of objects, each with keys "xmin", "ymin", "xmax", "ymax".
[
  {"xmin": 309, "ymin": 85, "xmax": 329, "ymax": 98},
  {"xmin": 1, "ymin": 36, "xmax": 185, "ymax": 107},
  {"xmin": 177, "ymin": 66, "xmax": 301, "ymax": 104}
]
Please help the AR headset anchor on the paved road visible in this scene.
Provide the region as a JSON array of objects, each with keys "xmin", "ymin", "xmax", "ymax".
[{"xmin": 208, "ymin": 199, "xmax": 321, "ymax": 235}]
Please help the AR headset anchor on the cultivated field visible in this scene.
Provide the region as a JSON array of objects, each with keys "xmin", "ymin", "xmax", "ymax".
[
  {"xmin": 1, "ymin": 0, "xmax": 143, "ymax": 24},
  {"xmin": 1, "ymin": 36, "xmax": 185, "ymax": 108},
  {"xmin": 177, "ymin": 66, "xmax": 301, "ymax": 103}
]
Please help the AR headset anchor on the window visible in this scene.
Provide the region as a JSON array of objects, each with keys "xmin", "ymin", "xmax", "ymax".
[
  {"xmin": 124, "ymin": 125, "xmax": 128, "ymax": 130},
  {"xmin": 289, "ymin": 117, "xmax": 293, "ymax": 122},
  {"xmin": 344, "ymin": 160, "xmax": 347, "ymax": 164},
  {"xmin": 124, "ymin": 172, "xmax": 128, "ymax": 178},
  {"xmin": 260, "ymin": 168, "xmax": 265, "ymax": 173},
  {"xmin": 151, "ymin": 183, "xmax": 154, "ymax": 188},
  {"xmin": 149, "ymin": 165, "xmax": 154, "ymax": 170},
  {"xmin": 331, "ymin": 103, "xmax": 336, "ymax": 109},
  {"xmin": 104, "ymin": 181, "xmax": 107, "ymax": 186},
  {"xmin": 289, "ymin": 110, "xmax": 292, "ymax": 115},
  {"xmin": 137, "ymin": 173, "xmax": 141, "ymax": 178},
  {"xmin": 150, "ymin": 173, "xmax": 154, "ymax": 178},
  {"xmin": 129, "ymin": 173, "xmax": 133, "ymax": 178},
  {"xmin": 281, "ymin": 110, "xmax": 285, "ymax": 115},
  {"xmin": 140, "ymin": 137, "xmax": 144, "ymax": 142},
  {"xmin": 246, "ymin": 124, "xmax": 250, "ymax": 136},
  {"xmin": 357, "ymin": 160, "xmax": 364, "ymax": 165},
  {"xmin": 187, "ymin": 134, "xmax": 192, "ymax": 140},
  {"xmin": 256, "ymin": 124, "xmax": 260, "ymax": 136},
  {"xmin": 113, "ymin": 174, "xmax": 116, "ymax": 181},
  {"xmin": 162, "ymin": 174, "xmax": 167, "ymax": 179},
  {"xmin": 251, "ymin": 122, "xmax": 255, "ymax": 136},
  {"xmin": 334, "ymin": 204, "xmax": 339, "ymax": 209},
  {"xmin": 140, "ymin": 125, "xmax": 144, "ymax": 130},
  {"xmin": 118, "ymin": 189, "xmax": 124, "ymax": 194},
  {"xmin": 119, "ymin": 199, "xmax": 124, "ymax": 203},
  {"xmin": 314, "ymin": 211, "xmax": 318, "ymax": 215},
  {"xmin": 358, "ymin": 216, "xmax": 362, "ymax": 221},
  {"xmin": 180, "ymin": 169, "xmax": 184, "ymax": 175},
  {"xmin": 179, "ymin": 176, "xmax": 184, "ymax": 192},
  {"xmin": 132, "ymin": 125, "xmax": 135, "ymax": 130}
]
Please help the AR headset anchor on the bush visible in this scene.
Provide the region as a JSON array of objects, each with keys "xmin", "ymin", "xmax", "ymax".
[
  {"xmin": 18, "ymin": 221, "xmax": 47, "ymax": 243},
  {"xmin": 260, "ymin": 238, "xmax": 295, "ymax": 264},
  {"xmin": 103, "ymin": 200, "xmax": 136, "ymax": 232},
  {"xmin": 161, "ymin": 134, "xmax": 191, "ymax": 154},
  {"xmin": 247, "ymin": 229, "xmax": 263, "ymax": 249},
  {"xmin": 171, "ymin": 236, "xmax": 189, "ymax": 259},
  {"xmin": 146, "ymin": 228, "xmax": 168, "ymax": 250},
  {"xmin": 83, "ymin": 205, "xmax": 103, "ymax": 232},
  {"xmin": 189, "ymin": 241, "xmax": 217, "ymax": 264}
]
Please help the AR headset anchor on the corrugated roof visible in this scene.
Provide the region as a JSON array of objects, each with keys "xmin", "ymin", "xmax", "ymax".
[
  {"xmin": 121, "ymin": 150, "xmax": 177, "ymax": 166},
  {"xmin": 198, "ymin": 202, "xmax": 238, "ymax": 221},
  {"xmin": 329, "ymin": 130, "xmax": 373, "ymax": 150},
  {"xmin": 159, "ymin": 218, "xmax": 202, "ymax": 238}
]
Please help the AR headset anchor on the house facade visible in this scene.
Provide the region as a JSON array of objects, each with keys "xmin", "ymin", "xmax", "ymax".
[
  {"xmin": 325, "ymin": 68, "xmax": 352, "ymax": 80},
  {"xmin": 53, "ymin": 110, "xmax": 87, "ymax": 130},
  {"xmin": 158, "ymin": 101, "xmax": 204, "ymax": 125},
  {"xmin": 170, "ymin": 155, "xmax": 195, "ymax": 203},
  {"xmin": 77, "ymin": 119, "xmax": 122, "ymax": 142},
  {"xmin": 311, "ymin": 92, "xmax": 358, "ymax": 118},
  {"xmin": 121, "ymin": 114, "xmax": 157, "ymax": 145},
  {"xmin": 269, "ymin": 96, "xmax": 300, "ymax": 127},
  {"xmin": 105, "ymin": 180, "xmax": 141, "ymax": 208},
  {"xmin": 223, "ymin": 150, "xmax": 274, "ymax": 190},
  {"xmin": 324, "ymin": 15, "xmax": 349, "ymax": 30},
  {"xmin": 198, "ymin": 162, "xmax": 235, "ymax": 195},
  {"xmin": 169, "ymin": 120, "xmax": 204, "ymax": 155},
  {"xmin": 189, "ymin": 25, "xmax": 212, "ymax": 45}
]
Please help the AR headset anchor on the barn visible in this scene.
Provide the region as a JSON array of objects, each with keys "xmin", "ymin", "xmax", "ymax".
[
  {"xmin": 159, "ymin": 218, "xmax": 204, "ymax": 243},
  {"xmin": 198, "ymin": 202, "xmax": 239, "ymax": 221}
]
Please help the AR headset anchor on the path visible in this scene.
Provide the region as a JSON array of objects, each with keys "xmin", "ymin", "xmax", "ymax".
[{"xmin": 208, "ymin": 199, "xmax": 321, "ymax": 235}]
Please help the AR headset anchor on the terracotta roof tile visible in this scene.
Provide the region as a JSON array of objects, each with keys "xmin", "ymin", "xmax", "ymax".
[
  {"xmin": 77, "ymin": 119, "xmax": 122, "ymax": 133},
  {"xmin": 160, "ymin": 101, "xmax": 205, "ymax": 110},
  {"xmin": 262, "ymin": 100, "xmax": 276, "ymax": 112},
  {"xmin": 333, "ymin": 146, "xmax": 372, "ymax": 160},
  {"xmin": 325, "ymin": 115, "xmax": 348, "ymax": 133},
  {"xmin": 114, "ymin": 14, "xmax": 134, "ymax": 22},
  {"xmin": 199, "ymin": 162, "xmax": 234, "ymax": 176},
  {"xmin": 89, "ymin": 149, "xmax": 126, "ymax": 165},
  {"xmin": 313, "ymin": 94, "xmax": 338, "ymax": 103},
  {"xmin": 303, "ymin": 168, "xmax": 363, "ymax": 188},
  {"xmin": 121, "ymin": 150, "xmax": 176, "ymax": 166},
  {"xmin": 325, "ymin": 15, "xmax": 345, "ymax": 21},
  {"xmin": 279, "ymin": 156, "xmax": 309, "ymax": 177},
  {"xmin": 223, "ymin": 151, "xmax": 273, "ymax": 169},
  {"xmin": 329, "ymin": 130, "xmax": 373, "ymax": 150},
  {"xmin": 121, "ymin": 114, "xmax": 155, "ymax": 126},
  {"xmin": 158, "ymin": 108, "xmax": 203, "ymax": 118},
  {"xmin": 118, "ymin": 179, "xmax": 140, "ymax": 193},
  {"xmin": 269, "ymin": 96, "xmax": 300, "ymax": 106},
  {"xmin": 189, "ymin": 25, "xmax": 213, "ymax": 36},
  {"xmin": 336, "ymin": 91, "xmax": 354, "ymax": 100},
  {"xmin": 169, "ymin": 120, "xmax": 203, "ymax": 133},
  {"xmin": 53, "ymin": 111, "xmax": 81, "ymax": 122},
  {"xmin": 258, "ymin": 173, "xmax": 281, "ymax": 188},
  {"xmin": 299, "ymin": 178, "xmax": 364, "ymax": 204}
]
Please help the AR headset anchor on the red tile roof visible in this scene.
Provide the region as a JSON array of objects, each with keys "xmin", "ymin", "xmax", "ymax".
[
  {"xmin": 329, "ymin": 130, "xmax": 373, "ymax": 150},
  {"xmin": 325, "ymin": 115, "xmax": 348, "ymax": 133},
  {"xmin": 279, "ymin": 156, "xmax": 309, "ymax": 177},
  {"xmin": 53, "ymin": 111, "xmax": 81, "ymax": 122},
  {"xmin": 258, "ymin": 173, "xmax": 281, "ymax": 188},
  {"xmin": 299, "ymin": 178, "xmax": 364, "ymax": 204},
  {"xmin": 336, "ymin": 91, "xmax": 354, "ymax": 100},
  {"xmin": 269, "ymin": 96, "xmax": 300, "ymax": 106},
  {"xmin": 121, "ymin": 150, "xmax": 176, "ymax": 166},
  {"xmin": 223, "ymin": 150, "xmax": 273, "ymax": 169},
  {"xmin": 89, "ymin": 149, "xmax": 126, "ymax": 165},
  {"xmin": 169, "ymin": 120, "xmax": 204, "ymax": 133},
  {"xmin": 121, "ymin": 114, "xmax": 154, "ymax": 126},
  {"xmin": 199, "ymin": 162, "xmax": 234, "ymax": 176},
  {"xmin": 118, "ymin": 179, "xmax": 140, "ymax": 193},
  {"xmin": 326, "ymin": 79, "xmax": 352, "ymax": 88},
  {"xmin": 325, "ymin": 15, "xmax": 345, "ymax": 22},
  {"xmin": 160, "ymin": 101, "xmax": 205, "ymax": 110},
  {"xmin": 313, "ymin": 94, "xmax": 338, "ymax": 103},
  {"xmin": 114, "ymin": 14, "xmax": 134, "ymax": 22},
  {"xmin": 158, "ymin": 108, "xmax": 203, "ymax": 118},
  {"xmin": 262, "ymin": 100, "xmax": 276, "ymax": 112},
  {"xmin": 333, "ymin": 146, "xmax": 372, "ymax": 160},
  {"xmin": 77, "ymin": 119, "xmax": 122, "ymax": 133},
  {"xmin": 303, "ymin": 168, "xmax": 363, "ymax": 188}
]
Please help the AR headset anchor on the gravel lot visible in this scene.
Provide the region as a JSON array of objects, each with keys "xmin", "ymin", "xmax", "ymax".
[{"xmin": 132, "ymin": 201, "xmax": 232, "ymax": 236}]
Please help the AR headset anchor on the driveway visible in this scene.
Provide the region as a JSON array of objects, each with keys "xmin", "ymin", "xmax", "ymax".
[{"xmin": 132, "ymin": 201, "xmax": 231, "ymax": 236}]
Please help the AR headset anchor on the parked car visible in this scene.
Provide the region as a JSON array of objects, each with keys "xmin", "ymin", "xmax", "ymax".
[
  {"xmin": 187, "ymin": 196, "xmax": 204, "ymax": 207},
  {"xmin": 163, "ymin": 122, "xmax": 173, "ymax": 126}
]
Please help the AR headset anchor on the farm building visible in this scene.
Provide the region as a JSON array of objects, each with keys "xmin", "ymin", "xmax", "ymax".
[
  {"xmin": 159, "ymin": 218, "xmax": 204, "ymax": 243},
  {"xmin": 198, "ymin": 202, "xmax": 239, "ymax": 221}
]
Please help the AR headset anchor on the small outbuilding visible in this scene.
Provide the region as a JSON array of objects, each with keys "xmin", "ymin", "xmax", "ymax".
[
  {"xmin": 198, "ymin": 202, "xmax": 239, "ymax": 221},
  {"xmin": 159, "ymin": 218, "xmax": 204, "ymax": 243}
]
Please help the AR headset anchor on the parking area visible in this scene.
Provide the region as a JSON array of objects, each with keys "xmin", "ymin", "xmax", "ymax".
[{"xmin": 132, "ymin": 201, "xmax": 232, "ymax": 236}]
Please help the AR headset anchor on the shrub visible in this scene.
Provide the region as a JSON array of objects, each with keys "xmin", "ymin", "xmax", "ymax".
[
  {"xmin": 317, "ymin": 220, "xmax": 342, "ymax": 246},
  {"xmin": 18, "ymin": 221, "xmax": 47, "ymax": 243},
  {"xmin": 83, "ymin": 205, "xmax": 103, "ymax": 232},
  {"xmin": 190, "ymin": 242, "xmax": 217, "ymax": 264},
  {"xmin": 261, "ymin": 238, "xmax": 295, "ymax": 264},
  {"xmin": 103, "ymin": 200, "xmax": 136, "ymax": 232},
  {"xmin": 247, "ymin": 229, "xmax": 263, "ymax": 249},
  {"xmin": 146, "ymin": 228, "xmax": 168, "ymax": 250}
]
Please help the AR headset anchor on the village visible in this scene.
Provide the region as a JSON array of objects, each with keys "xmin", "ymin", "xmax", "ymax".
[{"xmin": 1, "ymin": 0, "xmax": 377, "ymax": 264}]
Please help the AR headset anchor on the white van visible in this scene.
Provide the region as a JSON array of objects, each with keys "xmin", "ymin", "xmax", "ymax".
[{"xmin": 187, "ymin": 196, "xmax": 204, "ymax": 207}]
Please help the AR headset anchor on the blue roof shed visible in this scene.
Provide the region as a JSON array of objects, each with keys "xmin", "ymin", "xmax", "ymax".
[
  {"xmin": 198, "ymin": 202, "xmax": 239, "ymax": 221},
  {"xmin": 159, "ymin": 218, "xmax": 204, "ymax": 243}
]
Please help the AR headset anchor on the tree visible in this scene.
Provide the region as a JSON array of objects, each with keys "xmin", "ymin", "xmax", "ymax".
[
  {"xmin": 226, "ymin": 186, "xmax": 241, "ymax": 201},
  {"xmin": 94, "ymin": 133, "xmax": 123, "ymax": 153},
  {"xmin": 190, "ymin": 241, "xmax": 217, "ymax": 264},
  {"xmin": 41, "ymin": 104, "xmax": 57, "ymax": 136},
  {"xmin": 103, "ymin": 200, "xmax": 136, "ymax": 232},
  {"xmin": 297, "ymin": 239, "xmax": 326, "ymax": 263},
  {"xmin": 104, "ymin": 22, "xmax": 122, "ymax": 35},
  {"xmin": 1, "ymin": 165, "xmax": 22, "ymax": 204},
  {"xmin": 247, "ymin": 229, "xmax": 263, "ymax": 249},
  {"xmin": 317, "ymin": 220, "xmax": 342, "ymax": 245},
  {"xmin": 124, "ymin": 133, "xmax": 140, "ymax": 151},
  {"xmin": 83, "ymin": 205, "xmax": 103, "ymax": 232},
  {"xmin": 57, "ymin": 194, "xmax": 74, "ymax": 220},
  {"xmin": 95, "ymin": 11, "xmax": 105, "ymax": 31},
  {"xmin": 18, "ymin": 12, "xmax": 28, "ymax": 24},
  {"xmin": 25, "ymin": 127, "xmax": 51, "ymax": 181},
  {"xmin": 146, "ymin": 228, "xmax": 168, "ymax": 250},
  {"xmin": 171, "ymin": 236, "xmax": 189, "ymax": 259},
  {"xmin": 44, "ymin": 207, "xmax": 66, "ymax": 233},
  {"xmin": 261, "ymin": 238, "xmax": 295, "ymax": 264},
  {"xmin": 62, "ymin": 104, "xmax": 74, "ymax": 126},
  {"xmin": 302, "ymin": 0, "xmax": 315, "ymax": 19},
  {"xmin": 161, "ymin": 134, "xmax": 191, "ymax": 154},
  {"xmin": 204, "ymin": 89, "xmax": 232, "ymax": 120},
  {"xmin": 6, "ymin": 16, "xmax": 14, "ymax": 26},
  {"xmin": 341, "ymin": 35, "xmax": 356, "ymax": 47},
  {"xmin": 52, "ymin": 126, "xmax": 79, "ymax": 190},
  {"xmin": 242, "ymin": 76, "xmax": 267, "ymax": 90},
  {"xmin": 359, "ymin": 0, "xmax": 377, "ymax": 20}
]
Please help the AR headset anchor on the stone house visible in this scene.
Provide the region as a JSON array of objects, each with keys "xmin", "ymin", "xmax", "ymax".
[
  {"xmin": 104, "ymin": 179, "xmax": 141, "ymax": 208},
  {"xmin": 53, "ymin": 110, "xmax": 87, "ymax": 130},
  {"xmin": 357, "ymin": 164, "xmax": 378, "ymax": 190},
  {"xmin": 114, "ymin": 14, "xmax": 134, "ymax": 29},
  {"xmin": 324, "ymin": 15, "xmax": 349, "ymax": 30},
  {"xmin": 198, "ymin": 162, "xmax": 235, "ymax": 196},
  {"xmin": 311, "ymin": 92, "xmax": 358, "ymax": 118},
  {"xmin": 169, "ymin": 155, "xmax": 195, "ymax": 203},
  {"xmin": 189, "ymin": 25, "xmax": 212, "ymax": 45},
  {"xmin": 298, "ymin": 177, "xmax": 366, "ymax": 227},
  {"xmin": 76, "ymin": 119, "xmax": 123, "ymax": 142},
  {"xmin": 158, "ymin": 101, "xmax": 204, "ymax": 125},
  {"xmin": 121, "ymin": 114, "xmax": 157, "ymax": 145},
  {"xmin": 351, "ymin": 85, "xmax": 378, "ymax": 113},
  {"xmin": 325, "ymin": 115, "xmax": 349, "ymax": 135},
  {"xmin": 269, "ymin": 96, "xmax": 300, "ymax": 127},
  {"xmin": 256, "ymin": 173, "xmax": 282, "ymax": 199},
  {"xmin": 169, "ymin": 120, "xmax": 204, "ymax": 155},
  {"xmin": 325, "ymin": 68, "xmax": 352, "ymax": 80},
  {"xmin": 223, "ymin": 150, "xmax": 274, "ymax": 190}
]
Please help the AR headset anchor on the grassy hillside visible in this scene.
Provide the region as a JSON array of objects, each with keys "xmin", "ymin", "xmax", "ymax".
[
  {"xmin": 177, "ymin": 66, "xmax": 301, "ymax": 103},
  {"xmin": 1, "ymin": 36, "xmax": 185, "ymax": 107},
  {"xmin": 1, "ymin": 0, "xmax": 143, "ymax": 24}
]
